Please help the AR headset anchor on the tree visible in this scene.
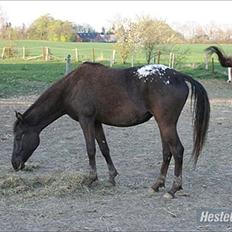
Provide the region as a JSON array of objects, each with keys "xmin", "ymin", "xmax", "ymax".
[
  {"xmin": 136, "ymin": 16, "xmax": 180, "ymax": 64},
  {"xmin": 113, "ymin": 16, "xmax": 182, "ymax": 64},
  {"xmin": 27, "ymin": 14, "xmax": 77, "ymax": 41},
  {"xmin": 47, "ymin": 20, "xmax": 76, "ymax": 42},
  {"xmin": 114, "ymin": 18, "xmax": 138, "ymax": 64},
  {"xmin": 0, "ymin": 7, "xmax": 8, "ymax": 39},
  {"xmin": 27, "ymin": 14, "xmax": 53, "ymax": 40}
]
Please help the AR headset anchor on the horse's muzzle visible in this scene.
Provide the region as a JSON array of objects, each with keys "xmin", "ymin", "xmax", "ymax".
[{"xmin": 11, "ymin": 158, "xmax": 25, "ymax": 171}]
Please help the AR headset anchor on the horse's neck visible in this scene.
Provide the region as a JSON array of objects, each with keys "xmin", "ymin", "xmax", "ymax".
[{"xmin": 24, "ymin": 81, "xmax": 66, "ymax": 132}]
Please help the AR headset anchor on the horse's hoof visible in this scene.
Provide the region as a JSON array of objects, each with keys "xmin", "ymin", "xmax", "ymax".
[
  {"xmin": 108, "ymin": 178, "xmax": 116, "ymax": 186},
  {"xmin": 147, "ymin": 187, "xmax": 158, "ymax": 196},
  {"xmin": 163, "ymin": 192, "xmax": 174, "ymax": 199},
  {"xmin": 108, "ymin": 170, "xmax": 118, "ymax": 186},
  {"xmin": 87, "ymin": 174, "xmax": 98, "ymax": 186}
]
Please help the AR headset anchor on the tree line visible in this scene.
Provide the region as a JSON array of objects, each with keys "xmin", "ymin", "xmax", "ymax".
[{"xmin": 0, "ymin": 13, "xmax": 96, "ymax": 42}]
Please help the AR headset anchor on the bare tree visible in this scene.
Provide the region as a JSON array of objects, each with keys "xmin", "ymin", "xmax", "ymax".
[
  {"xmin": 0, "ymin": 6, "xmax": 7, "ymax": 39},
  {"xmin": 114, "ymin": 18, "xmax": 138, "ymax": 64},
  {"xmin": 136, "ymin": 16, "xmax": 179, "ymax": 64}
]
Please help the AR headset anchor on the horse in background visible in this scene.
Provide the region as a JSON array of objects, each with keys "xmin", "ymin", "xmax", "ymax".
[{"xmin": 205, "ymin": 46, "xmax": 232, "ymax": 82}]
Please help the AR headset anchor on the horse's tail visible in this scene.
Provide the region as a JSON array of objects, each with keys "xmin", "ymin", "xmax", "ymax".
[
  {"xmin": 184, "ymin": 75, "xmax": 210, "ymax": 167},
  {"xmin": 205, "ymin": 46, "xmax": 232, "ymax": 67}
]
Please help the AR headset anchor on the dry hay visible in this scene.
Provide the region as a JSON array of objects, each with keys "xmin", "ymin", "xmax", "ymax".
[{"xmin": 0, "ymin": 166, "xmax": 93, "ymax": 197}]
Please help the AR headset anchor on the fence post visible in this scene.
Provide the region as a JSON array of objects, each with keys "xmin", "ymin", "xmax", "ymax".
[
  {"xmin": 157, "ymin": 50, "xmax": 161, "ymax": 64},
  {"xmin": 110, "ymin": 50, "xmax": 115, "ymax": 67},
  {"xmin": 1, "ymin": 47, "xmax": 5, "ymax": 59},
  {"xmin": 65, "ymin": 54, "xmax": 71, "ymax": 75},
  {"xmin": 171, "ymin": 53, "xmax": 175, "ymax": 68},
  {"xmin": 22, "ymin": 47, "xmax": 25, "ymax": 59},
  {"xmin": 169, "ymin": 52, "xmax": 172, "ymax": 67},
  {"xmin": 211, "ymin": 57, "xmax": 215, "ymax": 78},
  {"xmin": 43, "ymin": 47, "xmax": 49, "ymax": 61},
  {"xmin": 75, "ymin": 48, "xmax": 79, "ymax": 62},
  {"xmin": 45, "ymin": 47, "xmax": 49, "ymax": 61},
  {"xmin": 92, "ymin": 48, "xmax": 95, "ymax": 62},
  {"xmin": 131, "ymin": 52, "xmax": 134, "ymax": 67},
  {"xmin": 169, "ymin": 52, "xmax": 175, "ymax": 68},
  {"xmin": 205, "ymin": 54, "xmax": 209, "ymax": 70}
]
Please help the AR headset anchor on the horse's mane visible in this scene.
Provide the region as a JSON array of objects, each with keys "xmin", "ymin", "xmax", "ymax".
[{"xmin": 82, "ymin": 61, "xmax": 106, "ymax": 67}]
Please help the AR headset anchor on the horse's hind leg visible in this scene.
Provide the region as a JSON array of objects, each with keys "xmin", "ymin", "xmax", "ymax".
[
  {"xmin": 150, "ymin": 139, "xmax": 172, "ymax": 192},
  {"xmin": 160, "ymin": 124, "xmax": 184, "ymax": 198},
  {"xmin": 95, "ymin": 122, "xmax": 118, "ymax": 185},
  {"xmin": 151, "ymin": 118, "xmax": 184, "ymax": 198}
]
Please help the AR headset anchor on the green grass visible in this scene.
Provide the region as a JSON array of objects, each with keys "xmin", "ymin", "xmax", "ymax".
[
  {"xmin": 0, "ymin": 40, "xmax": 231, "ymax": 97},
  {"xmin": 0, "ymin": 40, "xmax": 114, "ymax": 61}
]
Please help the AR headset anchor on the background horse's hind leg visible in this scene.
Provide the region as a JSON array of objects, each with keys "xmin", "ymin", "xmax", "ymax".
[
  {"xmin": 151, "ymin": 139, "xmax": 172, "ymax": 192},
  {"xmin": 95, "ymin": 122, "xmax": 118, "ymax": 185},
  {"xmin": 79, "ymin": 117, "xmax": 98, "ymax": 183}
]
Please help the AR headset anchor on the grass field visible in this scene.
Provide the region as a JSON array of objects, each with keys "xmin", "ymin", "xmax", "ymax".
[{"xmin": 0, "ymin": 40, "xmax": 231, "ymax": 97}]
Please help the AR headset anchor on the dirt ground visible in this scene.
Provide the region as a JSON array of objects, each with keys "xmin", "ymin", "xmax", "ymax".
[{"xmin": 0, "ymin": 79, "xmax": 232, "ymax": 231}]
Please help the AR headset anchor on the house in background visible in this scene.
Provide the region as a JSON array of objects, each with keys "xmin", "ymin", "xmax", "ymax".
[{"xmin": 76, "ymin": 33, "xmax": 116, "ymax": 42}]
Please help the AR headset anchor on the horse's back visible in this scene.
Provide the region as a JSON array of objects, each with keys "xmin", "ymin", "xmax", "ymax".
[
  {"xmin": 65, "ymin": 63, "xmax": 190, "ymax": 126},
  {"xmin": 65, "ymin": 63, "xmax": 151, "ymax": 126}
]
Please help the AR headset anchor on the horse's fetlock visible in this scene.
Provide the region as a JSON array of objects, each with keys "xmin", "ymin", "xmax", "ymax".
[{"xmin": 173, "ymin": 176, "xmax": 182, "ymax": 188}]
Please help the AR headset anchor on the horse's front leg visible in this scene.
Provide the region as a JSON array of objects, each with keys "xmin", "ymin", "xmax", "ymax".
[
  {"xmin": 79, "ymin": 117, "xmax": 98, "ymax": 183},
  {"xmin": 95, "ymin": 122, "xmax": 118, "ymax": 185}
]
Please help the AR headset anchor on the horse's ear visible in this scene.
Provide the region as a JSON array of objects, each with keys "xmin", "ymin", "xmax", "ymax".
[{"xmin": 15, "ymin": 111, "xmax": 23, "ymax": 121}]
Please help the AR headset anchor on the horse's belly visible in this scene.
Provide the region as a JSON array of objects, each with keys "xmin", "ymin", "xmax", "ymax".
[{"xmin": 97, "ymin": 108, "xmax": 152, "ymax": 127}]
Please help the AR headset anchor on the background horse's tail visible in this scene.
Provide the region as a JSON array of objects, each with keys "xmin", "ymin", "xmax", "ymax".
[
  {"xmin": 205, "ymin": 46, "xmax": 232, "ymax": 67},
  {"xmin": 184, "ymin": 75, "xmax": 210, "ymax": 167}
]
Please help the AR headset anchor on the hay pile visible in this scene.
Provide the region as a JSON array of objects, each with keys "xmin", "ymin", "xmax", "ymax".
[{"xmin": 0, "ymin": 168, "xmax": 92, "ymax": 197}]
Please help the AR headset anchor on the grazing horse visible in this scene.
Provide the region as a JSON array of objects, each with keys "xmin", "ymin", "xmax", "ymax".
[{"xmin": 12, "ymin": 62, "xmax": 210, "ymax": 198}]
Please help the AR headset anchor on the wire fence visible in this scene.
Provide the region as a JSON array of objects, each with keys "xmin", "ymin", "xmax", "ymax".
[
  {"xmin": 0, "ymin": 46, "xmax": 115, "ymax": 63},
  {"xmin": 1, "ymin": 45, "xmax": 230, "ymax": 81},
  {"xmin": 1, "ymin": 46, "xmax": 184, "ymax": 69}
]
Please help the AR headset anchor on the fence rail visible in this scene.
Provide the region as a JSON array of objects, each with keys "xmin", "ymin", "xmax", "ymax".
[
  {"xmin": 0, "ymin": 46, "xmax": 187, "ymax": 68},
  {"xmin": 0, "ymin": 46, "xmax": 117, "ymax": 64},
  {"xmin": 0, "ymin": 45, "xmax": 224, "ymax": 70},
  {"xmin": 1, "ymin": 45, "xmax": 231, "ymax": 81}
]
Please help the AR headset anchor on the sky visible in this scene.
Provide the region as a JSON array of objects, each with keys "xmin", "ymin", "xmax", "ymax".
[{"xmin": 1, "ymin": 1, "xmax": 232, "ymax": 32}]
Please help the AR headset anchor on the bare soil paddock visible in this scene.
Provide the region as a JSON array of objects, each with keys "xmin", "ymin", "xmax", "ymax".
[{"xmin": 0, "ymin": 79, "xmax": 232, "ymax": 231}]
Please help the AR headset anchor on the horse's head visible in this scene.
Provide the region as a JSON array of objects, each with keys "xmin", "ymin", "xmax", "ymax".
[{"xmin": 12, "ymin": 111, "xmax": 40, "ymax": 171}]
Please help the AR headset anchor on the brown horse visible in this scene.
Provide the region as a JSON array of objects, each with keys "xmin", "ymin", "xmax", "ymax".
[
  {"xmin": 12, "ymin": 62, "xmax": 210, "ymax": 198},
  {"xmin": 205, "ymin": 46, "xmax": 232, "ymax": 67}
]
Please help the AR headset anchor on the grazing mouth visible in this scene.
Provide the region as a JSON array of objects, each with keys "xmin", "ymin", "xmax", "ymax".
[{"xmin": 12, "ymin": 160, "xmax": 25, "ymax": 171}]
